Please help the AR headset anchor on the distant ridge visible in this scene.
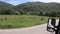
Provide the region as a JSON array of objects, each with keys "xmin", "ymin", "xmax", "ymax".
[
  {"xmin": 0, "ymin": 1, "xmax": 60, "ymax": 16},
  {"xmin": 13, "ymin": 2, "xmax": 60, "ymax": 16},
  {"xmin": 0, "ymin": 1, "xmax": 14, "ymax": 8}
]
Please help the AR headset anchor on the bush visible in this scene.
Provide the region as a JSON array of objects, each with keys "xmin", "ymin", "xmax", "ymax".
[{"xmin": 41, "ymin": 17, "xmax": 44, "ymax": 21}]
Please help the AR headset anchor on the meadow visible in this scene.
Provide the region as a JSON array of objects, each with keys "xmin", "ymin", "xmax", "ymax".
[{"xmin": 0, "ymin": 15, "xmax": 48, "ymax": 29}]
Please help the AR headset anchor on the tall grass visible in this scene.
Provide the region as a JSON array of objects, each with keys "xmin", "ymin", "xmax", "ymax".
[{"xmin": 0, "ymin": 15, "xmax": 48, "ymax": 29}]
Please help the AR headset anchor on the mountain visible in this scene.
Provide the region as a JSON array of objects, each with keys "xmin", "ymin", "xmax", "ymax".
[
  {"xmin": 0, "ymin": 1, "xmax": 14, "ymax": 8},
  {"xmin": 0, "ymin": 1, "xmax": 16, "ymax": 15},
  {"xmin": 0, "ymin": 1, "xmax": 60, "ymax": 17},
  {"xmin": 13, "ymin": 2, "xmax": 60, "ymax": 16},
  {"xmin": 14, "ymin": 2, "xmax": 60, "ymax": 11}
]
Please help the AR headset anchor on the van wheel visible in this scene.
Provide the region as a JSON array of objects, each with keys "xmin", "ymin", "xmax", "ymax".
[{"xmin": 57, "ymin": 29, "xmax": 60, "ymax": 34}]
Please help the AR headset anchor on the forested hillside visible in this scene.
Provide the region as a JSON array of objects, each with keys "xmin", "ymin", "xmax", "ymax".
[
  {"xmin": 14, "ymin": 2, "xmax": 60, "ymax": 17},
  {"xmin": 0, "ymin": 1, "xmax": 16, "ymax": 15},
  {"xmin": 0, "ymin": 1, "xmax": 60, "ymax": 17},
  {"xmin": 0, "ymin": 1, "xmax": 14, "ymax": 8}
]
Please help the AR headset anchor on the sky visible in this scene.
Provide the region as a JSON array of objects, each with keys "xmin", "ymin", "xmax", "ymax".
[{"xmin": 0, "ymin": 0, "xmax": 60, "ymax": 5}]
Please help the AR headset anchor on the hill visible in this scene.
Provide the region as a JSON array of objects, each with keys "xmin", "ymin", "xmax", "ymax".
[
  {"xmin": 14, "ymin": 2, "xmax": 60, "ymax": 17},
  {"xmin": 0, "ymin": 1, "xmax": 14, "ymax": 8},
  {"xmin": 0, "ymin": 1, "xmax": 60, "ymax": 17},
  {"xmin": 0, "ymin": 1, "xmax": 16, "ymax": 15}
]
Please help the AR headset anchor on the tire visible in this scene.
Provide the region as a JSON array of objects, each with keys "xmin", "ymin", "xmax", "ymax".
[
  {"xmin": 55, "ymin": 28, "xmax": 60, "ymax": 34},
  {"xmin": 57, "ymin": 29, "xmax": 60, "ymax": 34}
]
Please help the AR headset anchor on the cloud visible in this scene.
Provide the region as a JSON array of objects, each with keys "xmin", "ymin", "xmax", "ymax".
[
  {"xmin": 0, "ymin": 0, "xmax": 33, "ymax": 5},
  {"xmin": 0, "ymin": 0, "xmax": 16, "ymax": 1},
  {"xmin": 32, "ymin": 0, "xmax": 60, "ymax": 3},
  {"xmin": 0, "ymin": 0, "xmax": 21, "ymax": 5},
  {"xmin": 0, "ymin": 0, "xmax": 19, "ymax": 2}
]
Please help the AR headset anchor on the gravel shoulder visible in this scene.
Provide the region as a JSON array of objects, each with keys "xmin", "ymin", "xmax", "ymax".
[{"xmin": 0, "ymin": 24, "xmax": 55, "ymax": 34}]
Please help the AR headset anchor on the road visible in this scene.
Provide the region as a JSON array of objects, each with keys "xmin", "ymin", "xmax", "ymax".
[{"xmin": 0, "ymin": 24, "xmax": 55, "ymax": 34}]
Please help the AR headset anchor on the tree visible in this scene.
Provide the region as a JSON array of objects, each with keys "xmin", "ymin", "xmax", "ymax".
[
  {"xmin": 38, "ymin": 11, "xmax": 43, "ymax": 16},
  {"xmin": 0, "ymin": 8, "xmax": 16, "ymax": 15}
]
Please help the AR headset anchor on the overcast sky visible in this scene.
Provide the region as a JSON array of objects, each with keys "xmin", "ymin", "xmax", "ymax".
[{"xmin": 0, "ymin": 0, "xmax": 60, "ymax": 5}]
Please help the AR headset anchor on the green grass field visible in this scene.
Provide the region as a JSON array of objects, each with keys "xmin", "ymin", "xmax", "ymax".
[{"xmin": 0, "ymin": 15, "xmax": 48, "ymax": 29}]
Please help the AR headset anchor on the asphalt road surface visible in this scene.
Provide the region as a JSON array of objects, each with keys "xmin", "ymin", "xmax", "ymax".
[{"xmin": 0, "ymin": 24, "xmax": 55, "ymax": 34}]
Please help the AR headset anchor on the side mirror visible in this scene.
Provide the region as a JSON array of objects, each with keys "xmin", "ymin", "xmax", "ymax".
[{"xmin": 47, "ymin": 18, "xmax": 56, "ymax": 32}]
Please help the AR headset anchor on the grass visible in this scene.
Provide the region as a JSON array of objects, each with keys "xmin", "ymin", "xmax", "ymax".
[{"xmin": 0, "ymin": 15, "xmax": 48, "ymax": 29}]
